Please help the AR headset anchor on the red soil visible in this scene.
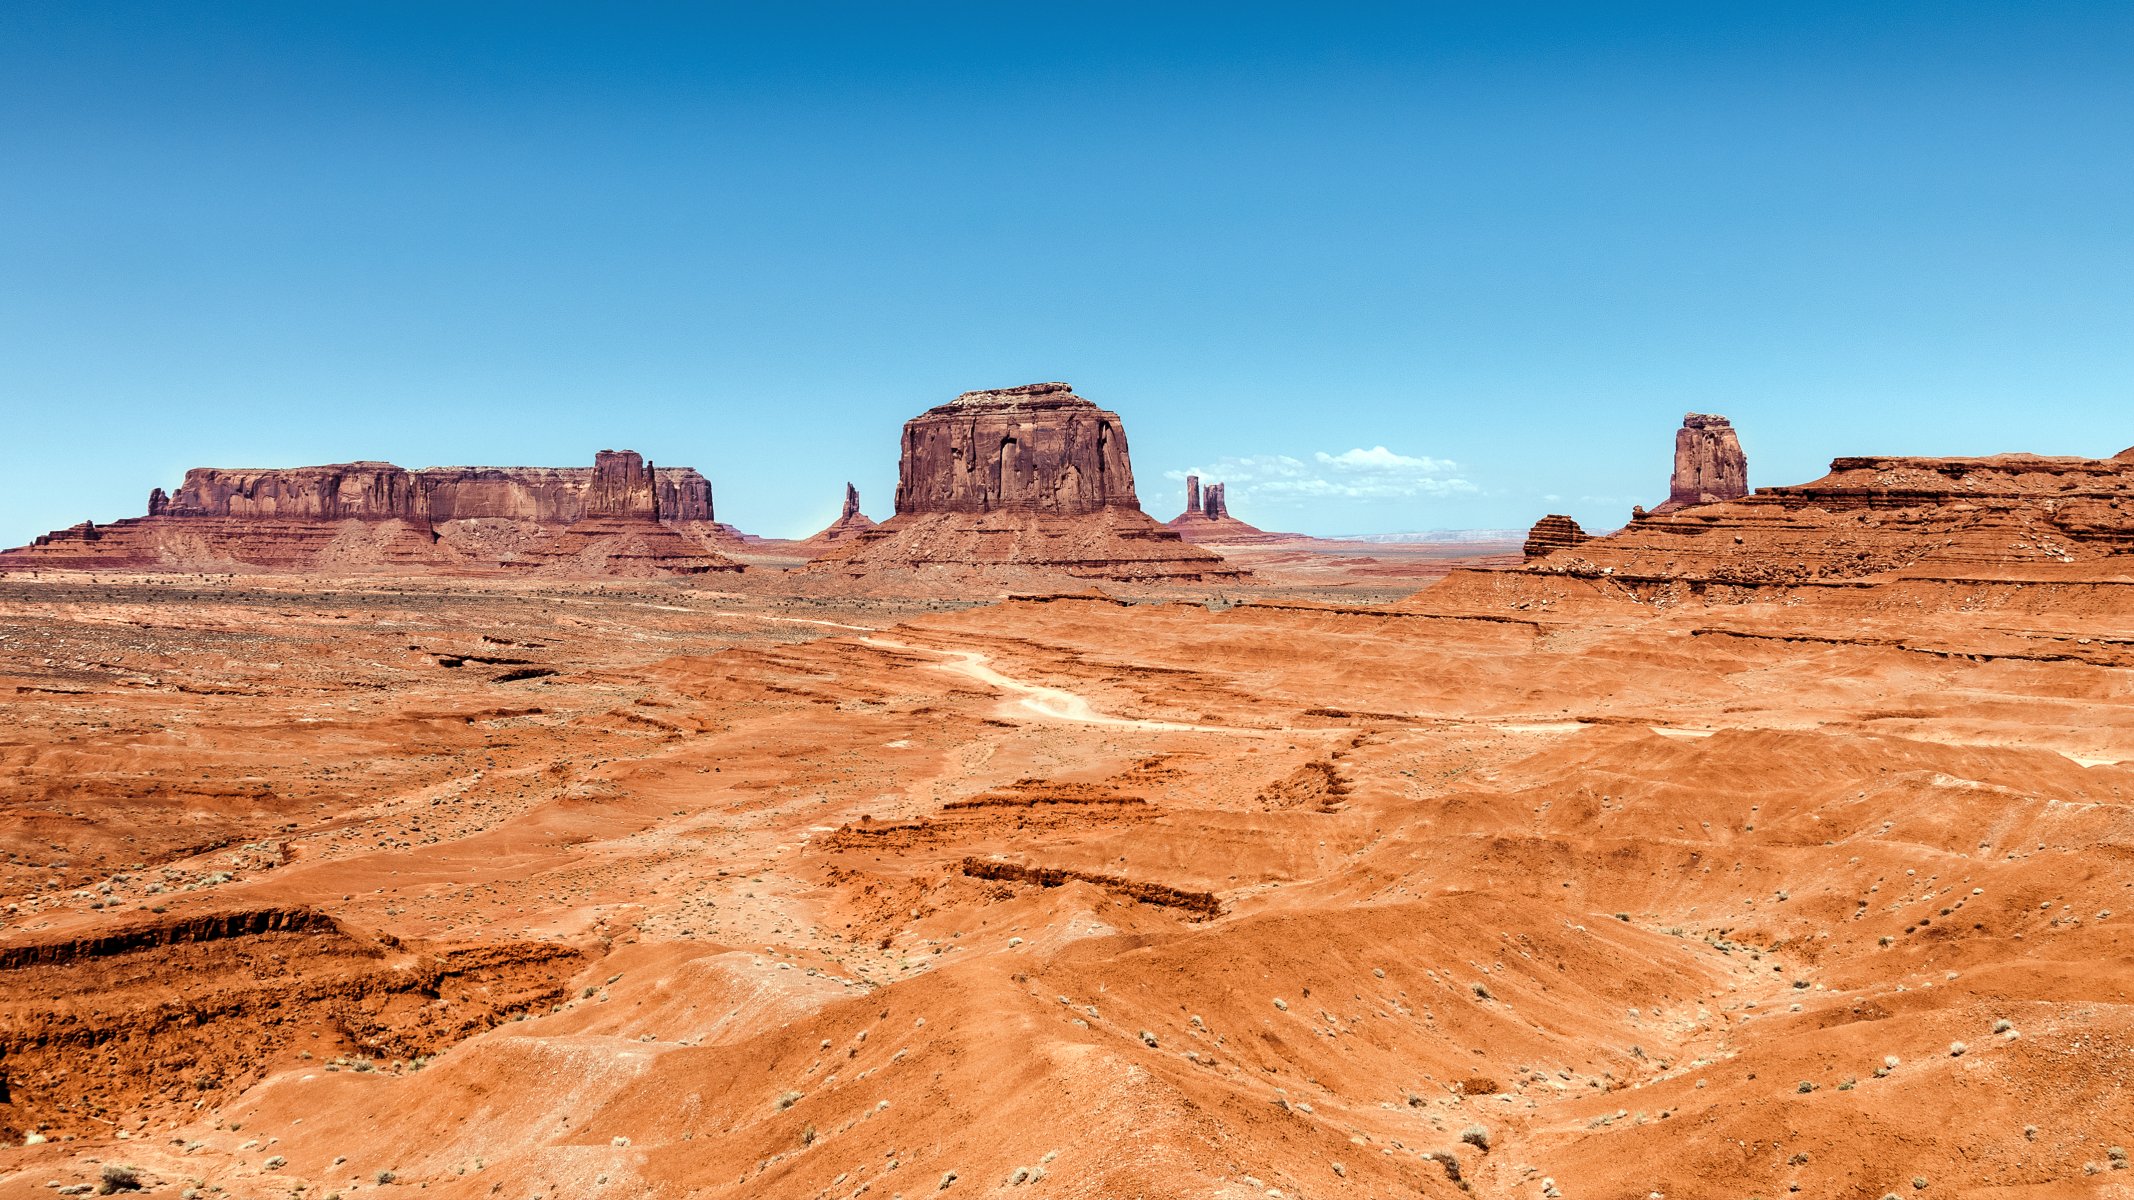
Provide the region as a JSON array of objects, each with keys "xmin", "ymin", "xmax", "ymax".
[{"xmin": 1, "ymin": 498, "xmax": 2130, "ymax": 1198}]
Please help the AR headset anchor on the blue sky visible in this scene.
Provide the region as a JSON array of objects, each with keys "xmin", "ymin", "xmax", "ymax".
[{"xmin": 3, "ymin": 1, "xmax": 2129, "ymax": 541}]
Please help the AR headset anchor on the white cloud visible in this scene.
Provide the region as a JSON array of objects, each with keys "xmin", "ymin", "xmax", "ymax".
[{"xmin": 1164, "ymin": 446, "xmax": 1474, "ymax": 505}]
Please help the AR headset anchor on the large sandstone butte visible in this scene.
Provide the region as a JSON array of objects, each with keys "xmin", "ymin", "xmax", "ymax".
[
  {"xmin": 811, "ymin": 383, "xmax": 1244, "ymax": 581},
  {"xmin": 891, "ymin": 382, "xmax": 1137, "ymax": 514},
  {"xmin": 0, "ymin": 451, "xmax": 737, "ymax": 576},
  {"xmin": 1653, "ymin": 412, "xmax": 1748, "ymax": 514}
]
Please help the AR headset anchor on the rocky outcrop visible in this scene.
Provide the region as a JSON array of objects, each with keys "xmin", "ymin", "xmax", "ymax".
[
  {"xmin": 1425, "ymin": 449, "xmax": 2134, "ymax": 611},
  {"xmin": 893, "ymin": 382, "xmax": 1139, "ymax": 515},
  {"xmin": 1166, "ymin": 477, "xmax": 1292, "ymax": 544},
  {"xmin": 799, "ymin": 483, "xmax": 879, "ymax": 549},
  {"xmin": 1656, "ymin": 413, "xmax": 1748, "ymax": 513},
  {"xmin": 1, "ymin": 452, "xmax": 737, "ymax": 577},
  {"xmin": 1522, "ymin": 515, "xmax": 1590, "ymax": 561},
  {"xmin": 811, "ymin": 383, "xmax": 1243, "ymax": 582},
  {"xmin": 584, "ymin": 449, "xmax": 659, "ymax": 518},
  {"xmin": 159, "ymin": 460, "xmax": 714, "ymax": 525}
]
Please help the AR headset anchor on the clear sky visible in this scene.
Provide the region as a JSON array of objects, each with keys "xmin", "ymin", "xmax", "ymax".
[{"xmin": 3, "ymin": 2, "xmax": 2129, "ymax": 543}]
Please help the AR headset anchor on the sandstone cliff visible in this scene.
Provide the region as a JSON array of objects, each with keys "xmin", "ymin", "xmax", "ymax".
[
  {"xmin": 1522, "ymin": 514, "xmax": 1590, "ymax": 561},
  {"xmin": 1655, "ymin": 413, "xmax": 1748, "ymax": 514},
  {"xmin": 159, "ymin": 460, "xmax": 714, "ymax": 525},
  {"xmin": 812, "ymin": 384, "xmax": 1242, "ymax": 582},
  {"xmin": 1, "ymin": 452, "xmax": 735, "ymax": 577},
  {"xmin": 1424, "ymin": 448, "xmax": 2134, "ymax": 613},
  {"xmin": 893, "ymin": 383, "xmax": 1139, "ymax": 515}
]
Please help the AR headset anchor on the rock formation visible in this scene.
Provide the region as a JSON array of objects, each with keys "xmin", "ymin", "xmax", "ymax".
[
  {"xmin": 891, "ymin": 382, "xmax": 1140, "ymax": 515},
  {"xmin": 1426, "ymin": 448, "xmax": 2134, "ymax": 611},
  {"xmin": 1656, "ymin": 413, "xmax": 1748, "ymax": 514},
  {"xmin": 811, "ymin": 383, "xmax": 1243, "ymax": 581},
  {"xmin": 0, "ymin": 452, "xmax": 737, "ymax": 576},
  {"xmin": 154, "ymin": 460, "xmax": 714, "ymax": 525},
  {"xmin": 1522, "ymin": 514, "xmax": 1590, "ymax": 561},
  {"xmin": 1204, "ymin": 483, "xmax": 1228, "ymax": 519},
  {"xmin": 799, "ymin": 483, "xmax": 879, "ymax": 549},
  {"xmin": 1165, "ymin": 477, "xmax": 1291, "ymax": 545}
]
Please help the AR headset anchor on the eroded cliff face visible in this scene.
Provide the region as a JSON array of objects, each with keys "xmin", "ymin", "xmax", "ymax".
[
  {"xmin": 160, "ymin": 461, "xmax": 713, "ymax": 525},
  {"xmin": 1658, "ymin": 413, "xmax": 1748, "ymax": 513},
  {"xmin": 1429, "ymin": 449, "xmax": 2134, "ymax": 612},
  {"xmin": 1522, "ymin": 514, "xmax": 1590, "ymax": 561},
  {"xmin": 814, "ymin": 383, "xmax": 1241, "ymax": 581},
  {"xmin": 893, "ymin": 383, "xmax": 1139, "ymax": 516},
  {"xmin": 1, "ymin": 453, "xmax": 733, "ymax": 577}
]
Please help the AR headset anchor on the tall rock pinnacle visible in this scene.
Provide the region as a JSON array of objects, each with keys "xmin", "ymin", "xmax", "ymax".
[{"xmin": 1662, "ymin": 413, "xmax": 1748, "ymax": 512}]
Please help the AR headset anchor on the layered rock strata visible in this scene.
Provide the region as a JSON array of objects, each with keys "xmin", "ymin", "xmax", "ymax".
[
  {"xmin": 1655, "ymin": 413, "xmax": 1748, "ymax": 514},
  {"xmin": 812, "ymin": 384, "xmax": 1243, "ymax": 581},
  {"xmin": 1426, "ymin": 448, "xmax": 2134, "ymax": 610},
  {"xmin": 1522, "ymin": 514, "xmax": 1590, "ymax": 561},
  {"xmin": 1, "ymin": 452, "xmax": 737, "ymax": 576}
]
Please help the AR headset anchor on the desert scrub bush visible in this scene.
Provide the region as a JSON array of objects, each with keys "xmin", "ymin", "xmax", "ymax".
[
  {"xmin": 777, "ymin": 1090, "xmax": 804, "ymax": 1110},
  {"xmin": 376, "ymin": 1171, "xmax": 396, "ymax": 1185},
  {"xmin": 1796, "ymin": 1080, "xmax": 1816, "ymax": 1094},
  {"xmin": 96, "ymin": 1165, "xmax": 141, "ymax": 1194},
  {"xmin": 1459, "ymin": 1124, "xmax": 1490, "ymax": 1151},
  {"xmin": 1469, "ymin": 982, "xmax": 1491, "ymax": 1000}
]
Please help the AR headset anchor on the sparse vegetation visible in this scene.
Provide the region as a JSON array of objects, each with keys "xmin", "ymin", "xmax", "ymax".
[
  {"xmin": 96, "ymin": 1165, "xmax": 141, "ymax": 1195},
  {"xmin": 1460, "ymin": 1124, "xmax": 1490, "ymax": 1151}
]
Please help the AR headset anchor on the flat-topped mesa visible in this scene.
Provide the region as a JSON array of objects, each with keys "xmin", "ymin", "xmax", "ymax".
[
  {"xmin": 811, "ymin": 383, "xmax": 1243, "ymax": 582},
  {"xmin": 1656, "ymin": 413, "xmax": 1748, "ymax": 514},
  {"xmin": 164, "ymin": 462, "xmax": 428, "ymax": 522},
  {"xmin": 1522, "ymin": 514, "xmax": 1590, "ymax": 561},
  {"xmin": 1, "ymin": 451, "xmax": 735, "ymax": 576},
  {"xmin": 155, "ymin": 460, "xmax": 714, "ymax": 525},
  {"xmin": 895, "ymin": 382, "xmax": 1139, "ymax": 515}
]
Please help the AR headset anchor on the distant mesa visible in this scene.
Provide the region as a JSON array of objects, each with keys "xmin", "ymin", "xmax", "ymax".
[
  {"xmin": 809, "ymin": 382, "xmax": 1246, "ymax": 581},
  {"xmin": 1165, "ymin": 473, "xmax": 1293, "ymax": 545},
  {"xmin": 0, "ymin": 451, "xmax": 740, "ymax": 577},
  {"xmin": 1521, "ymin": 514, "xmax": 1590, "ymax": 561},
  {"xmin": 1653, "ymin": 412, "xmax": 1749, "ymax": 515}
]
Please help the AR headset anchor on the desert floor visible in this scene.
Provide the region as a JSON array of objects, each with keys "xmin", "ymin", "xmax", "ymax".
[{"xmin": 1, "ymin": 565, "xmax": 2130, "ymax": 1199}]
